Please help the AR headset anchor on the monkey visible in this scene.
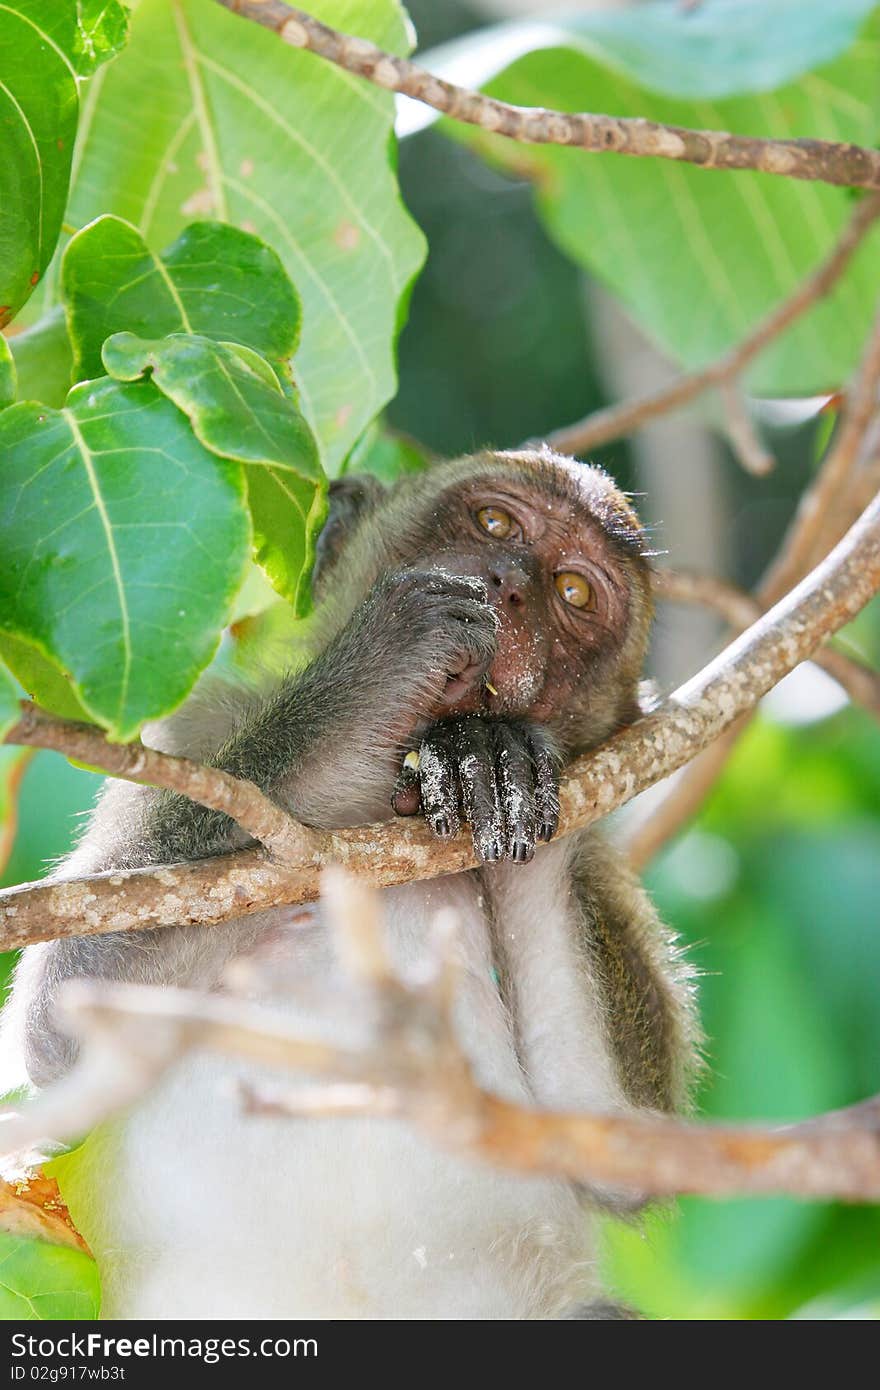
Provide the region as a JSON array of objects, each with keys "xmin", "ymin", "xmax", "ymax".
[{"xmin": 0, "ymin": 446, "xmax": 699, "ymax": 1320}]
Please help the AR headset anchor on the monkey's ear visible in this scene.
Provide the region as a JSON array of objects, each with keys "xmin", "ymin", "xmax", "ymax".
[{"xmin": 312, "ymin": 474, "xmax": 387, "ymax": 589}]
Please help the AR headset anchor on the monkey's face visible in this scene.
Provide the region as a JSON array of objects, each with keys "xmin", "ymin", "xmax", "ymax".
[{"xmin": 409, "ymin": 461, "xmax": 651, "ymax": 747}]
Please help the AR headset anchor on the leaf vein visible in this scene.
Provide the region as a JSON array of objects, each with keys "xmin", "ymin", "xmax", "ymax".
[{"xmin": 61, "ymin": 409, "xmax": 132, "ymax": 723}]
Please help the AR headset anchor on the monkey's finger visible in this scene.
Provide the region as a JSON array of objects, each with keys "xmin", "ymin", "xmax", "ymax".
[
  {"xmin": 528, "ymin": 727, "xmax": 561, "ymax": 843},
  {"xmin": 454, "ymin": 717, "xmax": 504, "ymax": 863},
  {"xmin": 418, "ymin": 727, "xmax": 461, "ymax": 839},
  {"xmin": 391, "ymin": 755, "xmax": 421, "ymax": 817},
  {"xmin": 494, "ymin": 723, "xmax": 537, "ymax": 864},
  {"xmin": 443, "ymin": 596, "xmax": 499, "ymax": 660},
  {"xmin": 436, "ymin": 598, "xmax": 499, "ymax": 707},
  {"xmin": 421, "ymin": 571, "xmax": 488, "ymax": 602}
]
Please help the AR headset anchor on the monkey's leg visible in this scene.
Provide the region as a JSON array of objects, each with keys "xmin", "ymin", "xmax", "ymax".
[
  {"xmin": 489, "ymin": 831, "xmax": 699, "ymax": 1118},
  {"xmin": 487, "ymin": 837, "xmax": 630, "ymax": 1116}
]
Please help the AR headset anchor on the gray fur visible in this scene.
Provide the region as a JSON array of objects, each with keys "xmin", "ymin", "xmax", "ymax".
[
  {"xmin": 13, "ymin": 446, "xmax": 698, "ymax": 1162},
  {"xmin": 565, "ymin": 1299, "xmax": 643, "ymax": 1320}
]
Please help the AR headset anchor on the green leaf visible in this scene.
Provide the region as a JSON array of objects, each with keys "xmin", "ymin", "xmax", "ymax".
[
  {"xmin": 0, "ymin": 664, "xmax": 19, "ymax": 740},
  {"xmin": 27, "ymin": 0, "xmax": 426, "ymax": 473},
  {"xmin": 0, "ymin": 2, "xmax": 129, "ymax": 329},
  {"xmin": 547, "ymin": 0, "xmax": 876, "ymax": 98},
  {"xmin": 401, "ymin": 0, "xmax": 876, "ymax": 131},
  {"xmin": 7, "ymin": 308, "xmax": 74, "ymax": 408},
  {"xmin": 10, "ymin": 0, "xmax": 129, "ymax": 78},
  {"xmin": 0, "ymin": 746, "xmax": 34, "ymax": 877},
  {"xmin": 0, "ymin": 336, "xmax": 14, "ymax": 409},
  {"xmin": 104, "ymin": 332, "xmax": 327, "ymax": 612},
  {"xmin": 813, "ymin": 401, "xmax": 841, "ymax": 463},
  {"xmin": 229, "ymin": 563, "xmax": 281, "ymax": 624},
  {"xmin": 63, "ymin": 216, "xmax": 302, "ymax": 380},
  {"xmin": 0, "ymin": 377, "xmax": 251, "ymax": 739},
  {"xmin": 791, "ymin": 1270, "xmax": 880, "ymax": 1320},
  {"xmin": 0, "ymin": 1231, "xmax": 99, "ymax": 1320},
  {"xmin": 0, "ymin": 744, "xmax": 101, "ymax": 897},
  {"xmin": 0, "ymin": 634, "xmax": 92, "ymax": 725},
  {"xmin": 0, "ymin": 9, "xmax": 77, "ymax": 328},
  {"xmin": 434, "ymin": 7, "xmax": 880, "ymax": 396},
  {"xmin": 212, "ymin": 597, "xmax": 318, "ymax": 687}
]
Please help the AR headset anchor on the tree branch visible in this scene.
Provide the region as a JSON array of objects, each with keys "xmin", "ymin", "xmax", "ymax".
[
  {"xmin": 3, "ymin": 485, "xmax": 880, "ymax": 949},
  {"xmin": 763, "ymin": 305, "xmax": 880, "ymax": 597},
  {"xmin": 720, "ymin": 384, "xmax": 775, "ymax": 476},
  {"xmin": 2, "ymin": 701, "xmax": 323, "ymax": 864},
  {"xmin": 3, "ymin": 870, "xmax": 878, "ymax": 1201},
  {"xmin": 625, "ymin": 299, "xmax": 880, "ymax": 867},
  {"xmin": 624, "ymin": 726, "xmax": 744, "ymax": 872},
  {"xmin": 215, "ymin": 1, "xmax": 880, "ymax": 194},
  {"xmin": 655, "ymin": 568, "xmax": 880, "ymax": 718},
  {"xmin": 543, "ymin": 192, "xmax": 880, "ymax": 458}
]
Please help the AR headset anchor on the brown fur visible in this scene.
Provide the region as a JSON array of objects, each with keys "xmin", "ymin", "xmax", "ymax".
[
  {"xmin": 572, "ymin": 834, "xmax": 701, "ymax": 1113},
  {"xmin": 14, "ymin": 446, "xmax": 698, "ymax": 1145}
]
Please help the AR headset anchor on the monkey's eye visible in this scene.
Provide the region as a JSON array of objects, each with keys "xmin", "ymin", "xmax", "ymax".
[
  {"xmin": 476, "ymin": 505, "xmax": 514, "ymax": 539},
  {"xmin": 555, "ymin": 572, "xmax": 594, "ymax": 609}
]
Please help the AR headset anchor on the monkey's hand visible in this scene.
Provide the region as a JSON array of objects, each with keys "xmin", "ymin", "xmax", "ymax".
[
  {"xmin": 366, "ymin": 568, "xmax": 499, "ymax": 712},
  {"xmin": 392, "ymin": 717, "xmax": 560, "ymax": 864}
]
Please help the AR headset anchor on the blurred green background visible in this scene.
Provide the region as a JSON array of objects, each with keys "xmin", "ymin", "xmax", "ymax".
[
  {"xmin": 3, "ymin": 0, "xmax": 879, "ymax": 1322},
  {"xmin": 391, "ymin": 1, "xmax": 880, "ymax": 1317}
]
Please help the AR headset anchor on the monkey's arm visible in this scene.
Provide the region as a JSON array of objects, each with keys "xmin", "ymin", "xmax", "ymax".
[
  {"xmin": 141, "ymin": 568, "xmax": 499, "ymax": 864},
  {"xmin": 9, "ymin": 570, "xmax": 499, "ymax": 1085}
]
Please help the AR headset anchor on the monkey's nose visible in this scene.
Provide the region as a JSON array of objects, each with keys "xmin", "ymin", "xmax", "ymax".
[{"xmin": 489, "ymin": 563, "xmax": 530, "ymax": 607}]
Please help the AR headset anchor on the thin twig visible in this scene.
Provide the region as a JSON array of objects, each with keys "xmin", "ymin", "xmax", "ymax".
[
  {"xmin": 543, "ymin": 193, "xmax": 880, "ymax": 457},
  {"xmin": 819, "ymin": 411, "xmax": 880, "ymax": 553},
  {"xmin": 2, "ymin": 702, "xmax": 323, "ymax": 864},
  {"xmin": 3, "ymin": 486, "xmax": 880, "ymax": 949},
  {"xmin": 720, "ymin": 384, "xmax": 775, "ymax": 476},
  {"xmin": 215, "ymin": 1, "xmax": 880, "ymax": 193}
]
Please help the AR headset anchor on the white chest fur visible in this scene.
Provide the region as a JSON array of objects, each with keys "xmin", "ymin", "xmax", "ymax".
[{"xmin": 5, "ymin": 851, "xmax": 625, "ymax": 1320}]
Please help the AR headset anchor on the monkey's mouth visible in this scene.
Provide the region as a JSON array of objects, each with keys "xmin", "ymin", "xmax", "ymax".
[{"xmin": 441, "ymin": 658, "xmax": 485, "ymax": 707}]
